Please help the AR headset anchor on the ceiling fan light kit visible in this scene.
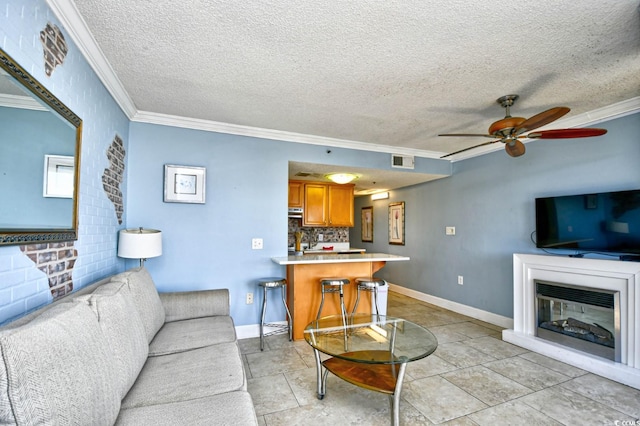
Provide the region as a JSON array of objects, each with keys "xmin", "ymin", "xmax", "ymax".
[{"xmin": 439, "ymin": 94, "xmax": 607, "ymax": 159}]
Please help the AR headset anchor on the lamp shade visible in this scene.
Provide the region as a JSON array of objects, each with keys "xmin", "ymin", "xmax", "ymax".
[{"xmin": 117, "ymin": 228, "xmax": 162, "ymax": 260}]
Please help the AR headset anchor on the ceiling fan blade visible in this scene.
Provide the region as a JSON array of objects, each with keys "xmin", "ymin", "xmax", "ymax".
[
  {"xmin": 505, "ymin": 140, "xmax": 526, "ymax": 157},
  {"xmin": 438, "ymin": 133, "xmax": 495, "ymax": 138},
  {"xmin": 440, "ymin": 140, "xmax": 500, "ymax": 158},
  {"xmin": 513, "ymin": 107, "xmax": 570, "ymax": 135},
  {"xmin": 526, "ymin": 128, "xmax": 608, "ymax": 139}
]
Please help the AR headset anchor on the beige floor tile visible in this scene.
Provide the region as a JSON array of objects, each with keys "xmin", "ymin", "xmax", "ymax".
[
  {"xmin": 484, "ymin": 356, "xmax": 571, "ymax": 391},
  {"xmin": 427, "ymin": 324, "xmax": 470, "ymax": 344},
  {"xmin": 247, "ymin": 373, "xmax": 300, "ymax": 416},
  {"xmin": 438, "ymin": 322, "xmax": 497, "ymax": 339},
  {"xmin": 402, "ymin": 375, "xmax": 488, "ymax": 423},
  {"xmin": 462, "ymin": 336, "xmax": 529, "ymax": 359},
  {"xmin": 468, "ymin": 400, "xmax": 563, "ymax": 425},
  {"xmin": 405, "ymin": 354, "xmax": 458, "ymax": 379},
  {"xmin": 559, "ymin": 373, "xmax": 640, "ymax": 418},
  {"xmin": 245, "ymin": 346, "xmax": 308, "ymax": 378},
  {"xmin": 435, "ymin": 341, "xmax": 497, "ymax": 368},
  {"xmin": 520, "ymin": 386, "xmax": 636, "ymax": 424},
  {"xmin": 517, "ymin": 351, "xmax": 588, "ymax": 378},
  {"xmin": 441, "ymin": 365, "xmax": 533, "ymax": 406},
  {"xmin": 238, "ymin": 336, "xmax": 263, "ymax": 354}
]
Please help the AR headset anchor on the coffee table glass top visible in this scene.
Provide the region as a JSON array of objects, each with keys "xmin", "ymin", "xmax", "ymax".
[{"xmin": 304, "ymin": 314, "xmax": 438, "ymax": 365}]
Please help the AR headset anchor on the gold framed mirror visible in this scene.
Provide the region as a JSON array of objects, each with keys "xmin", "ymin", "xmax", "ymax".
[{"xmin": 0, "ymin": 47, "xmax": 82, "ymax": 245}]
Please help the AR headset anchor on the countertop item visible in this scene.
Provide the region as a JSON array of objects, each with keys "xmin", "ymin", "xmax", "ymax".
[
  {"xmin": 302, "ymin": 247, "xmax": 366, "ymax": 254},
  {"xmin": 272, "ymin": 252, "xmax": 410, "ymax": 265}
]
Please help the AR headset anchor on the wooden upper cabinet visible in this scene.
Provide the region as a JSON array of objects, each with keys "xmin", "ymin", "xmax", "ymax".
[
  {"xmin": 288, "ymin": 181, "xmax": 304, "ymax": 208},
  {"xmin": 303, "ymin": 183, "xmax": 328, "ymax": 226},
  {"xmin": 328, "ymin": 184, "xmax": 354, "ymax": 227},
  {"xmin": 300, "ymin": 181, "xmax": 354, "ymax": 227}
]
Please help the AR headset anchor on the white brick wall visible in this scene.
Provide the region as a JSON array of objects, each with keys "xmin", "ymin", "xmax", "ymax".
[{"xmin": 0, "ymin": 0, "xmax": 130, "ymax": 324}]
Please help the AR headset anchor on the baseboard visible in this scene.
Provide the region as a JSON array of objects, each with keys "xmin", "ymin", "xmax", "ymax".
[
  {"xmin": 235, "ymin": 322, "xmax": 287, "ymax": 340},
  {"xmin": 387, "ymin": 283, "xmax": 514, "ymax": 329}
]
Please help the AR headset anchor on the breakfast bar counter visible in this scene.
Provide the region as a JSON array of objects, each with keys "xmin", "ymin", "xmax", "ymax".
[{"xmin": 271, "ymin": 253, "xmax": 409, "ymax": 340}]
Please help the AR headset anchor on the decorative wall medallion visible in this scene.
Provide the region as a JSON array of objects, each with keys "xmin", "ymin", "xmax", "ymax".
[
  {"xmin": 102, "ymin": 135, "xmax": 125, "ymax": 224},
  {"xmin": 39, "ymin": 22, "xmax": 68, "ymax": 77},
  {"xmin": 20, "ymin": 242, "xmax": 78, "ymax": 300}
]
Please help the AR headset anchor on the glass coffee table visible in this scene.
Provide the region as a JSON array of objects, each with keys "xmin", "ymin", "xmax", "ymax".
[{"xmin": 304, "ymin": 314, "xmax": 438, "ymax": 426}]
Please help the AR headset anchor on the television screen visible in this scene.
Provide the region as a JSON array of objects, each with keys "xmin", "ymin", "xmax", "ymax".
[{"xmin": 535, "ymin": 189, "xmax": 640, "ymax": 254}]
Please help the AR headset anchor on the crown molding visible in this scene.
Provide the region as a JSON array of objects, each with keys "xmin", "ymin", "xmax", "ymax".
[
  {"xmin": 132, "ymin": 110, "xmax": 446, "ymax": 159},
  {"xmin": 46, "ymin": 0, "xmax": 137, "ymax": 118},
  {"xmin": 0, "ymin": 93, "xmax": 47, "ymax": 111}
]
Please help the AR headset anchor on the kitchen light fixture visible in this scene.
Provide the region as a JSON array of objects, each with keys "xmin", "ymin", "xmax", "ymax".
[
  {"xmin": 325, "ymin": 173, "xmax": 358, "ymax": 184},
  {"xmin": 371, "ymin": 192, "xmax": 389, "ymax": 200},
  {"xmin": 117, "ymin": 227, "xmax": 162, "ymax": 266}
]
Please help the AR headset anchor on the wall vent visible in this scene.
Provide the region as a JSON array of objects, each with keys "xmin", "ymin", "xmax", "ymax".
[{"xmin": 391, "ymin": 154, "xmax": 414, "ymax": 169}]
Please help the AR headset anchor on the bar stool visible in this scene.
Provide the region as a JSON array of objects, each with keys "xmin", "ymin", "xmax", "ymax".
[
  {"xmin": 351, "ymin": 277, "xmax": 387, "ymax": 316},
  {"xmin": 317, "ymin": 277, "xmax": 350, "ymax": 349},
  {"xmin": 258, "ymin": 277, "xmax": 292, "ymax": 351}
]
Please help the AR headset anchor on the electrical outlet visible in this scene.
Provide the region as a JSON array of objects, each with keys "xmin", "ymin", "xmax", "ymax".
[
  {"xmin": 458, "ymin": 275, "xmax": 464, "ymax": 285},
  {"xmin": 318, "ymin": 234, "xmax": 324, "ymax": 242},
  {"xmin": 246, "ymin": 293, "xmax": 253, "ymax": 304},
  {"xmin": 446, "ymin": 226, "xmax": 456, "ymax": 236},
  {"xmin": 251, "ymin": 238, "xmax": 263, "ymax": 249}
]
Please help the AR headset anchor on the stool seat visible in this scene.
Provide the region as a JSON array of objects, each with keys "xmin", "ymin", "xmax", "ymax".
[
  {"xmin": 352, "ymin": 277, "xmax": 387, "ymax": 316},
  {"xmin": 319, "ymin": 277, "xmax": 350, "ymax": 287},
  {"xmin": 258, "ymin": 277, "xmax": 287, "ymax": 287},
  {"xmin": 258, "ymin": 277, "xmax": 291, "ymax": 351}
]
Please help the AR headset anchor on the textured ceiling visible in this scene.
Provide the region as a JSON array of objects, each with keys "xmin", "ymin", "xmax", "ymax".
[{"xmin": 55, "ymin": 0, "xmax": 640, "ymax": 166}]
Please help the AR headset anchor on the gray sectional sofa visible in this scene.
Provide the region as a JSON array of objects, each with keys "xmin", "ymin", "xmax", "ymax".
[{"xmin": 0, "ymin": 267, "xmax": 258, "ymax": 425}]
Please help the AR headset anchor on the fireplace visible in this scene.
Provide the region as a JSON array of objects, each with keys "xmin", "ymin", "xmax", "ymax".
[
  {"xmin": 503, "ymin": 254, "xmax": 640, "ymax": 390},
  {"xmin": 535, "ymin": 280, "xmax": 619, "ymax": 362}
]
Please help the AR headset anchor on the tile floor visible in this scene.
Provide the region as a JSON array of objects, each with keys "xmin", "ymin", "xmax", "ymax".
[{"xmin": 239, "ymin": 291, "xmax": 640, "ymax": 425}]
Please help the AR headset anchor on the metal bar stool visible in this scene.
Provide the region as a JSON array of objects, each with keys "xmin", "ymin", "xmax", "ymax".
[
  {"xmin": 351, "ymin": 277, "xmax": 387, "ymax": 316},
  {"xmin": 317, "ymin": 277, "xmax": 350, "ymax": 349},
  {"xmin": 258, "ymin": 277, "xmax": 292, "ymax": 351}
]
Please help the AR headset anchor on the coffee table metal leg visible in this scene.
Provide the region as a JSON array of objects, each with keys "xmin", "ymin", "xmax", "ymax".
[
  {"xmin": 390, "ymin": 360, "xmax": 407, "ymax": 426},
  {"xmin": 313, "ymin": 348, "xmax": 325, "ymax": 399}
]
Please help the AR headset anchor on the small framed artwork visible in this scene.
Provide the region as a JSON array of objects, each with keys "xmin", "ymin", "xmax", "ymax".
[
  {"xmin": 361, "ymin": 206, "xmax": 373, "ymax": 242},
  {"xmin": 164, "ymin": 164, "xmax": 206, "ymax": 204},
  {"xmin": 388, "ymin": 201, "xmax": 405, "ymax": 245},
  {"xmin": 43, "ymin": 155, "xmax": 74, "ymax": 198}
]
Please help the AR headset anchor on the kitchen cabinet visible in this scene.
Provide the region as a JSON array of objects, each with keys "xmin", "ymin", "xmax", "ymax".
[
  {"xmin": 288, "ymin": 181, "xmax": 304, "ymax": 208},
  {"xmin": 302, "ymin": 182, "xmax": 354, "ymax": 227}
]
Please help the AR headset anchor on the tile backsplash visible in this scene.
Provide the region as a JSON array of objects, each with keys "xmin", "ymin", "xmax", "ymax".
[{"xmin": 288, "ymin": 219, "xmax": 349, "ymax": 247}]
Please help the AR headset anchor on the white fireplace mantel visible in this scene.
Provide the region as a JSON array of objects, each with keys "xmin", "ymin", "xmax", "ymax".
[{"xmin": 503, "ymin": 253, "xmax": 640, "ymax": 390}]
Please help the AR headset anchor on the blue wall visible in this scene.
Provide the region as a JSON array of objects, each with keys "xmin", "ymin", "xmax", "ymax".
[
  {"xmin": 126, "ymin": 122, "xmax": 449, "ymax": 325},
  {"xmin": 352, "ymin": 113, "xmax": 640, "ymax": 318}
]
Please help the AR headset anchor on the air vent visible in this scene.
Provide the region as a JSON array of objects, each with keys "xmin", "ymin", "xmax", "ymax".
[{"xmin": 391, "ymin": 154, "xmax": 414, "ymax": 169}]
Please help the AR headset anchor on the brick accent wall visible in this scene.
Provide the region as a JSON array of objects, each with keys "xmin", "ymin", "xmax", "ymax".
[
  {"xmin": 102, "ymin": 134, "xmax": 126, "ymax": 224},
  {"xmin": 19, "ymin": 242, "xmax": 78, "ymax": 300}
]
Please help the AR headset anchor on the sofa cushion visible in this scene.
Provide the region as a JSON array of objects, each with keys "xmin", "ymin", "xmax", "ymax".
[
  {"xmin": 121, "ymin": 342, "xmax": 246, "ymax": 409},
  {"xmin": 77, "ymin": 281, "xmax": 149, "ymax": 398},
  {"xmin": 115, "ymin": 391, "xmax": 258, "ymax": 425},
  {"xmin": 0, "ymin": 302, "xmax": 120, "ymax": 425},
  {"xmin": 149, "ymin": 316, "xmax": 237, "ymax": 356},
  {"xmin": 111, "ymin": 267, "xmax": 165, "ymax": 342}
]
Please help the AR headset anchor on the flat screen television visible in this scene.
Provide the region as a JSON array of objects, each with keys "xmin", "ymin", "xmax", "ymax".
[{"xmin": 535, "ymin": 189, "xmax": 640, "ymax": 255}]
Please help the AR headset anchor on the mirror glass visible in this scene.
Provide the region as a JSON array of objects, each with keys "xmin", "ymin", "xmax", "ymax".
[{"xmin": 0, "ymin": 48, "xmax": 82, "ymax": 245}]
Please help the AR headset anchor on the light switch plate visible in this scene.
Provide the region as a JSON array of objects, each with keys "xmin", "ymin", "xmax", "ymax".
[{"xmin": 446, "ymin": 226, "xmax": 456, "ymax": 236}]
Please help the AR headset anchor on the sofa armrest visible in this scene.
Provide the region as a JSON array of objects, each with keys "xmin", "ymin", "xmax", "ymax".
[{"xmin": 159, "ymin": 289, "xmax": 230, "ymax": 322}]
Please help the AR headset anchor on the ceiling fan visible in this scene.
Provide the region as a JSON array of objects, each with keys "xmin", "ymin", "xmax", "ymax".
[{"xmin": 439, "ymin": 95, "xmax": 607, "ymax": 158}]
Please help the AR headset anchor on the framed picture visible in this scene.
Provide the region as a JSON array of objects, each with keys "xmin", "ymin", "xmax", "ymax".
[
  {"xmin": 388, "ymin": 202, "xmax": 405, "ymax": 245},
  {"xmin": 361, "ymin": 206, "xmax": 373, "ymax": 242},
  {"xmin": 43, "ymin": 155, "xmax": 74, "ymax": 198},
  {"xmin": 164, "ymin": 164, "xmax": 206, "ymax": 204}
]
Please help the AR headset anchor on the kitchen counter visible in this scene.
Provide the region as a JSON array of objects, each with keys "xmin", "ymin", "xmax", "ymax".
[
  {"xmin": 271, "ymin": 252, "xmax": 410, "ymax": 340},
  {"xmin": 273, "ymin": 252, "xmax": 409, "ymax": 265}
]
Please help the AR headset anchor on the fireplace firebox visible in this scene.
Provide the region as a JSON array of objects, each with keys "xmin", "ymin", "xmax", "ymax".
[{"xmin": 535, "ymin": 280, "xmax": 620, "ymax": 362}]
